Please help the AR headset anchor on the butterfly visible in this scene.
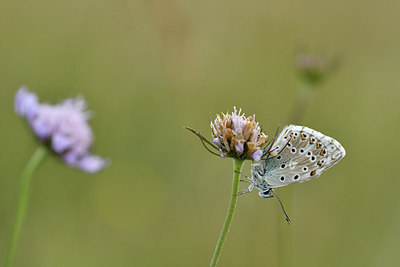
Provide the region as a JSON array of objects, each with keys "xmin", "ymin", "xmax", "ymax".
[{"xmin": 238, "ymin": 125, "xmax": 346, "ymax": 223}]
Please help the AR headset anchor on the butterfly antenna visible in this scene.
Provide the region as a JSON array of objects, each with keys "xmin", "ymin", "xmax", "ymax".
[
  {"xmin": 264, "ymin": 125, "xmax": 281, "ymax": 160},
  {"xmin": 266, "ymin": 134, "xmax": 293, "ymax": 160},
  {"xmin": 273, "ymin": 125, "xmax": 280, "ymax": 141},
  {"xmin": 276, "ymin": 134, "xmax": 293, "ymax": 157},
  {"xmin": 273, "ymin": 127, "xmax": 294, "ymax": 157},
  {"xmin": 270, "ymin": 189, "xmax": 291, "ymax": 224}
]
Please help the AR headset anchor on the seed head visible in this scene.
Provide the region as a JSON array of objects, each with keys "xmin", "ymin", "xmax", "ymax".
[
  {"xmin": 185, "ymin": 107, "xmax": 269, "ymax": 161},
  {"xmin": 211, "ymin": 107, "xmax": 268, "ymax": 161}
]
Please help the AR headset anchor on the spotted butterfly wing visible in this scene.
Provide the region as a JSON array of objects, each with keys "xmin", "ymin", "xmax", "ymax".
[{"xmin": 258, "ymin": 125, "xmax": 346, "ymax": 188}]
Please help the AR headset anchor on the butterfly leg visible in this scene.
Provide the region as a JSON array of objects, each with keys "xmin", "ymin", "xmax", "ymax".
[
  {"xmin": 234, "ymin": 170, "xmax": 253, "ymax": 182},
  {"xmin": 239, "ymin": 179, "xmax": 252, "ymax": 183},
  {"xmin": 237, "ymin": 189, "xmax": 251, "ymax": 196},
  {"xmin": 237, "ymin": 183, "xmax": 254, "ymax": 196}
]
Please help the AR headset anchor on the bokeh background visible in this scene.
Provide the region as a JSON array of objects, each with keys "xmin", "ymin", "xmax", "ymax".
[{"xmin": 1, "ymin": 0, "xmax": 400, "ymax": 266}]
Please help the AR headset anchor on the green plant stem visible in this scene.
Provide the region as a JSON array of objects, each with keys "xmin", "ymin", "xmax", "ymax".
[
  {"xmin": 210, "ymin": 159, "xmax": 244, "ymax": 267},
  {"xmin": 5, "ymin": 146, "xmax": 48, "ymax": 267},
  {"xmin": 277, "ymin": 83, "xmax": 315, "ymax": 267},
  {"xmin": 288, "ymin": 84, "xmax": 313, "ymax": 124}
]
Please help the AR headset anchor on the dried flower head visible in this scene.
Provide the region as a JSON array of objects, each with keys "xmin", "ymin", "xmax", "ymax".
[
  {"xmin": 15, "ymin": 87, "xmax": 109, "ymax": 173},
  {"xmin": 185, "ymin": 107, "xmax": 269, "ymax": 161},
  {"xmin": 211, "ymin": 107, "xmax": 268, "ymax": 161}
]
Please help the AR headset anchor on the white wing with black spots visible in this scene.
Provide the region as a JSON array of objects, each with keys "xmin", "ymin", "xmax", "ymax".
[{"xmin": 252, "ymin": 125, "xmax": 346, "ymax": 188}]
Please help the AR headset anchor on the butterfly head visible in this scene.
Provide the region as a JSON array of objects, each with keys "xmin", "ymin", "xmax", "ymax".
[{"xmin": 259, "ymin": 189, "xmax": 273, "ymax": 199}]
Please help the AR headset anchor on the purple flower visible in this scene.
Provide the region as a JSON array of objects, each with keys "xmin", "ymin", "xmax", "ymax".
[
  {"xmin": 15, "ymin": 86, "xmax": 38, "ymax": 120},
  {"xmin": 250, "ymin": 150, "xmax": 263, "ymax": 162},
  {"xmin": 235, "ymin": 142, "xmax": 244, "ymax": 154},
  {"xmin": 210, "ymin": 107, "xmax": 268, "ymax": 160},
  {"xmin": 15, "ymin": 87, "xmax": 109, "ymax": 173}
]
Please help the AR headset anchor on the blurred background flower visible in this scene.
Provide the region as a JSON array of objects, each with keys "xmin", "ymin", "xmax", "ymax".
[
  {"xmin": 295, "ymin": 53, "xmax": 338, "ymax": 85},
  {"xmin": 15, "ymin": 87, "xmax": 109, "ymax": 173}
]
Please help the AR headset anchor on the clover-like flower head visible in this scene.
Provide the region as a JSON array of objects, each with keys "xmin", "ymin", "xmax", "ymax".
[
  {"xmin": 210, "ymin": 107, "xmax": 268, "ymax": 161},
  {"xmin": 15, "ymin": 87, "xmax": 109, "ymax": 173},
  {"xmin": 184, "ymin": 107, "xmax": 270, "ymax": 161}
]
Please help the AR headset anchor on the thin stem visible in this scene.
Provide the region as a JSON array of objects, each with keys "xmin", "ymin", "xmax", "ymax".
[
  {"xmin": 277, "ymin": 82, "xmax": 315, "ymax": 267},
  {"xmin": 288, "ymin": 84, "xmax": 313, "ymax": 124},
  {"xmin": 5, "ymin": 146, "xmax": 48, "ymax": 267},
  {"xmin": 210, "ymin": 159, "xmax": 244, "ymax": 267}
]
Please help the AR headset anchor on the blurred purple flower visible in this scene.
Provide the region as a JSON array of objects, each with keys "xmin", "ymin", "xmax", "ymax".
[
  {"xmin": 15, "ymin": 87, "xmax": 38, "ymax": 120},
  {"xmin": 15, "ymin": 87, "xmax": 109, "ymax": 173}
]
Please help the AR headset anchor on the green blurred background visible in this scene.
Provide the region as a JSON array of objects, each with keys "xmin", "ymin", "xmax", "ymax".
[{"xmin": 1, "ymin": 0, "xmax": 400, "ymax": 266}]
